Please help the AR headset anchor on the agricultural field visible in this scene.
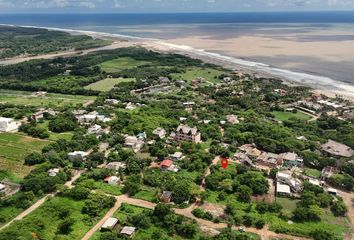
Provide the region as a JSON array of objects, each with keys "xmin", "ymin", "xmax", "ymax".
[
  {"xmin": 0, "ymin": 133, "xmax": 50, "ymax": 182},
  {"xmin": 271, "ymin": 111, "xmax": 312, "ymax": 121},
  {"xmin": 85, "ymin": 77, "xmax": 135, "ymax": 91},
  {"xmin": 0, "ymin": 89, "xmax": 96, "ymax": 108},
  {"xmin": 171, "ymin": 67, "xmax": 226, "ymax": 84},
  {"xmin": 99, "ymin": 57, "xmax": 151, "ymax": 73}
]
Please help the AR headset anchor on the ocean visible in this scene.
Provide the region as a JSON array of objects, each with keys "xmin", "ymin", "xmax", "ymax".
[{"xmin": 1, "ymin": 12, "xmax": 354, "ymax": 92}]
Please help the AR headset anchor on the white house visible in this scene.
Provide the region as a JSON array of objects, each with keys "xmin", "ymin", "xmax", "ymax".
[
  {"xmin": 104, "ymin": 176, "xmax": 120, "ymax": 185},
  {"xmin": 226, "ymin": 115, "xmax": 239, "ymax": 124},
  {"xmin": 68, "ymin": 151, "xmax": 89, "ymax": 161},
  {"xmin": 120, "ymin": 226, "xmax": 136, "ymax": 237},
  {"xmin": 87, "ymin": 124, "xmax": 102, "ymax": 135},
  {"xmin": 276, "ymin": 182, "xmax": 291, "ymax": 196},
  {"xmin": 124, "ymin": 135, "xmax": 144, "ymax": 152},
  {"xmin": 169, "ymin": 152, "xmax": 184, "ymax": 161},
  {"xmin": 153, "ymin": 127, "xmax": 166, "ymax": 139},
  {"xmin": 106, "ymin": 162, "xmax": 126, "ymax": 171},
  {"xmin": 48, "ymin": 168, "xmax": 60, "ymax": 177},
  {"xmin": 0, "ymin": 117, "xmax": 19, "ymax": 132},
  {"xmin": 0, "ymin": 183, "xmax": 6, "ymax": 193},
  {"xmin": 101, "ymin": 217, "xmax": 118, "ymax": 230}
]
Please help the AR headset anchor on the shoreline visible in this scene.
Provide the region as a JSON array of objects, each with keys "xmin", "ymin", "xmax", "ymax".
[{"xmin": 1, "ymin": 23, "xmax": 354, "ymax": 101}]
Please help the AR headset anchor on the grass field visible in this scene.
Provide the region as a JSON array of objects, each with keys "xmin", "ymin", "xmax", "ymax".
[
  {"xmin": 0, "ymin": 196, "xmax": 107, "ymax": 240},
  {"xmin": 303, "ymin": 168, "xmax": 322, "ymax": 179},
  {"xmin": 37, "ymin": 121, "xmax": 73, "ymax": 141},
  {"xmin": 271, "ymin": 111, "xmax": 312, "ymax": 122},
  {"xmin": 0, "ymin": 89, "xmax": 96, "ymax": 107},
  {"xmin": 171, "ymin": 67, "xmax": 226, "ymax": 84},
  {"xmin": 85, "ymin": 78, "xmax": 135, "ymax": 91},
  {"xmin": 0, "ymin": 133, "xmax": 50, "ymax": 181},
  {"xmin": 99, "ymin": 57, "xmax": 151, "ymax": 73}
]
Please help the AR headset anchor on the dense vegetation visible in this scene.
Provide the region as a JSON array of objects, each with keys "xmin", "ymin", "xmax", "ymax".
[{"xmin": 0, "ymin": 26, "xmax": 110, "ymax": 59}]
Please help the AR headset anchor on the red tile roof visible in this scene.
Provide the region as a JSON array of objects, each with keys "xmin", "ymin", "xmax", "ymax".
[{"xmin": 160, "ymin": 159, "xmax": 173, "ymax": 168}]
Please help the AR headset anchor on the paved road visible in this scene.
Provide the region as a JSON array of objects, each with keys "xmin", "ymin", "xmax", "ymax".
[
  {"xmin": 0, "ymin": 170, "xmax": 82, "ymax": 232},
  {"xmin": 81, "ymin": 194, "xmax": 309, "ymax": 240}
]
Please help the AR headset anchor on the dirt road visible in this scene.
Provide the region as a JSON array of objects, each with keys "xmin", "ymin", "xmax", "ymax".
[
  {"xmin": 81, "ymin": 194, "xmax": 309, "ymax": 240},
  {"xmin": 339, "ymin": 190, "xmax": 354, "ymax": 240},
  {"xmin": 0, "ymin": 170, "xmax": 82, "ymax": 231}
]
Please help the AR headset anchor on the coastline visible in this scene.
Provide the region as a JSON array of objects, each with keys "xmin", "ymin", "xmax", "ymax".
[{"xmin": 1, "ymin": 24, "xmax": 354, "ymax": 101}]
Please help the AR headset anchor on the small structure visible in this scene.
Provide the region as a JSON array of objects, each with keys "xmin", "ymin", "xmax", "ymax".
[
  {"xmin": 276, "ymin": 182, "xmax": 291, "ymax": 197},
  {"xmin": 105, "ymin": 99, "xmax": 120, "ymax": 105},
  {"xmin": 68, "ymin": 151, "xmax": 89, "ymax": 161},
  {"xmin": 239, "ymin": 144, "xmax": 262, "ymax": 158},
  {"xmin": 120, "ymin": 226, "xmax": 136, "ymax": 237},
  {"xmin": 136, "ymin": 132, "xmax": 147, "ymax": 140},
  {"xmin": 104, "ymin": 176, "xmax": 120, "ymax": 185},
  {"xmin": 87, "ymin": 124, "xmax": 102, "ymax": 135},
  {"xmin": 124, "ymin": 135, "xmax": 144, "ymax": 152},
  {"xmin": 277, "ymin": 172, "xmax": 302, "ymax": 193},
  {"xmin": 308, "ymin": 178, "xmax": 322, "ymax": 187},
  {"xmin": 223, "ymin": 77, "xmax": 233, "ymax": 83},
  {"xmin": 226, "ymin": 115, "xmax": 239, "ymax": 125},
  {"xmin": 257, "ymin": 152, "xmax": 282, "ymax": 168},
  {"xmin": 183, "ymin": 102, "xmax": 196, "ymax": 109},
  {"xmin": 280, "ymin": 152, "xmax": 303, "ymax": 168},
  {"xmin": 101, "ymin": 217, "xmax": 118, "ymax": 230},
  {"xmin": 160, "ymin": 159, "xmax": 179, "ymax": 172},
  {"xmin": 0, "ymin": 183, "xmax": 5, "ymax": 193},
  {"xmin": 321, "ymin": 166, "xmax": 339, "ymax": 180},
  {"xmin": 0, "ymin": 117, "xmax": 19, "ymax": 132},
  {"xmin": 161, "ymin": 191, "xmax": 172, "ymax": 203},
  {"xmin": 172, "ymin": 124, "xmax": 201, "ymax": 144},
  {"xmin": 169, "ymin": 152, "xmax": 184, "ymax": 161},
  {"xmin": 327, "ymin": 187, "xmax": 338, "ymax": 196},
  {"xmin": 48, "ymin": 168, "xmax": 60, "ymax": 177},
  {"xmin": 125, "ymin": 102, "xmax": 137, "ymax": 111},
  {"xmin": 321, "ymin": 140, "xmax": 354, "ymax": 158},
  {"xmin": 153, "ymin": 127, "xmax": 166, "ymax": 139},
  {"xmin": 106, "ymin": 162, "xmax": 126, "ymax": 171}
]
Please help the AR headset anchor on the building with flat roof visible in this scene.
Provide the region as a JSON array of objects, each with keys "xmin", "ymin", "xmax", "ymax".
[
  {"xmin": 172, "ymin": 124, "xmax": 201, "ymax": 143},
  {"xmin": 101, "ymin": 217, "xmax": 118, "ymax": 230},
  {"xmin": 276, "ymin": 182, "xmax": 291, "ymax": 196},
  {"xmin": 0, "ymin": 117, "xmax": 19, "ymax": 132},
  {"xmin": 321, "ymin": 140, "xmax": 354, "ymax": 158},
  {"xmin": 120, "ymin": 226, "xmax": 136, "ymax": 237}
]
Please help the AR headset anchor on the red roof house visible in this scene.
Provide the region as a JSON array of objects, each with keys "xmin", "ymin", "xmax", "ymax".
[{"xmin": 160, "ymin": 159, "xmax": 173, "ymax": 169}]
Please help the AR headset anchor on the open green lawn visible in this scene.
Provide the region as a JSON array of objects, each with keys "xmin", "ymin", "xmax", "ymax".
[
  {"xmin": 276, "ymin": 197, "xmax": 299, "ymax": 217},
  {"xmin": 0, "ymin": 196, "xmax": 108, "ymax": 240},
  {"xmin": 37, "ymin": 121, "xmax": 73, "ymax": 141},
  {"xmin": 271, "ymin": 111, "xmax": 312, "ymax": 122},
  {"xmin": 99, "ymin": 57, "xmax": 151, "ymax": 73},
  {"xmin": 0, "ymin": 133, "xmax": 50, "ymax": 181},
  {"xmin": 85, "ymin": 78, "xmax": 135, "ymax": 91},
  {"xmin": 93, "ymin": 181, "xmax": 123, "ymax": 196},
  {"xmin": 171, "ymin": 67, "xmax": 226, "ymax": 84},
  {"xmin": 133, "ymin": 185, "xmax": 158, "ymax": 203},
  {"xmin": 303, "ymin": 168, "xmax": 322, "ymax": 179},
  {"xmin": 0, "ymin": 89, "xmax": 96, "ymax": 107}
]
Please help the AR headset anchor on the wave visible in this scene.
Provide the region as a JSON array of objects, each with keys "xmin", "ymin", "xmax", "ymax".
[{"xmin": 2, "ymin": 23, "xmax": 354, "ymax": 95}]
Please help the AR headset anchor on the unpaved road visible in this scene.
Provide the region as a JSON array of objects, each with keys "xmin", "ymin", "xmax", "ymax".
[
  {"xmin": 339, "ymin": 190, "xmax": 354, "ymax": 240},
  {"xmin": 81, "ymin": 194, "xmax": 309, "ymax": 240},
  {"xmin": 0, "ymin": 170, "xmax": 82, "ymax": 231}
]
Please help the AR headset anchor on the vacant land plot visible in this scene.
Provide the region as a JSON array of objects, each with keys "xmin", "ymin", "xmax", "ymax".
[
  {"xmin": 37, "ymin": 121, "xmax": 73, "ymax": 141},
  {"xmin": 303, "ymin": 168, "xmax": 322, "ymax": 179},
  {"xmin": 271, "ymin": 111, "xmax": 312, "ymax": 121},
  {"xmin": 0, "ymin": 133, "xmax": 49, "ymax": 181},
  {"xmin": 0, "ymin": 196, "xmax": 107, "ymax": 240},
  {"xmin": 85, "ymin": 78, "xmax": 135, "ymax": 91},
  {"xmin": 99, "ymin": 57, "xmax": 151, "ymax": 73},
  {"xmin": 171, "ymin": 67, "xmax": 226, "ymax": 84},
  {"xmin": 0, "ymin": 89, "xmax": 96, "ymax": 107}
]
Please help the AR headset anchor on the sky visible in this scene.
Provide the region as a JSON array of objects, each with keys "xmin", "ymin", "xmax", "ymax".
[{"xmin": 1, "ymin": 0, "xmax": 354, "ymax": 13}]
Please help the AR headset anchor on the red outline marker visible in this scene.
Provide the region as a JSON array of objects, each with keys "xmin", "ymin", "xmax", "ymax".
[{"xmin": 221, "ymin": 157, "xmax": 229, "ymax": 169}]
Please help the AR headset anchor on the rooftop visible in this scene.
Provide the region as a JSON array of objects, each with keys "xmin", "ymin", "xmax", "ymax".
[{"xmin": 321, "ymin": 140, "xmax": 354, "ymax": 158}]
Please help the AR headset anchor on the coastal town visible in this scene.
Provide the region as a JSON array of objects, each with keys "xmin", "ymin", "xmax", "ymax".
[{"xmin": 0, "ymin": 26, "xmax": 354, "ymax": 240}]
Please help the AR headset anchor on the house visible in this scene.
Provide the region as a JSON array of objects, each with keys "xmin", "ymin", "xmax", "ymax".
[
  {"xmin": 68, "ymin": 151, "xmax": 89, "ymax": 161},
  {"xmin": 161, "ymin": 191, "xmax": 172, "ymax": 203},
  {"xmin": 0, "ymin": 183, "xmax": 5, "ymax": 193},
  {"xmin": 327, "ymin": 187, "xmax": 338, "ymax": 196},
  {"xmin": 257, "ymin": 152, "xmax": 282, "ymax": 168},
  {"xmin": 308, "ymin": 178, "xmax": 322, "ymax": 187},
  {"xmin": 97, "ymin": 115, "xmax": 112, "ymax": 123},
  {"xmin": 105, "ymin": 99, "xmax": 120, "ymax": 105},
  {"xmin": 276, "ymin": 182, "xmax": 291, "ymax": 197},
  {"xmin": 160, "ymin": 159, "xmax": 179, "ymax": 172},
  {"xmin": 48, "ymin": 168, "xmax": 60, "ymax": 177},
  {"xmin": 239, "ymin": 144, "xmax": 262, "ymax": 158},
  {"xmin": 104, "ymin": 176, "xmax": 120, "ymax": 185},
  {"xmin": 153, "ymin": 127, "xmax": 166, "ymax": 139},
  {"xmin": 106, "ymin": 162, "xmax": 126, "ymax": 171},
  {"xmin": 0, "ymin": 117, "xmax": 19, "ymax": 132},
  {"xmin": 32, "ymin": 108, "xmax": 57, "ymax": 121},
  {"xmin": 280, "ymin": 152, "xmax": 303, "ymax": 168},
  {"xmin": 276, "ymin": 172, "xmax": 302, "ymax": 193},
  {"xmin": 169, "ymin": 152, "xmax": 184, "ymax": 161},
  {"xmin": 124, "ymin": 135, "xmax": 144, "ymax": 152},
  {"xmin": 87, "ymin": 124, "xmax": 102, "ymax": 135},
  {"xmin": 183, "ymin": 102, "xmax": 196, "ymax": 108},
  {"xmin": 223, "ymin": 77, "xmax": 233, "ymax": 83},
  {"xmin": 173, "ymin": 124, "xmax": 201, "ymax": 143},
  {"xmin": 120, "ymin": 226, "xmax": 136, "ymax": 237},
  {"xmin": 136, "ymin": 132, "xmax": 147, "ymax": 140},
  {"xmin": 233, "ymin": 153, "xmax": 256, "ymax": 168},
  {"xmin": 321, "ymin": 166, "xmax": 339, "ymax": 180},
  {"xmin": 226, "ymin": 115, "xmax": 239, "ymax": 124},
  {"xmin": 321, "ymin": 140, "xmax": 354, "ymax": 158},
  {"xmin": 101, "ymin": 217, "xmax": 118, "ymax": 230},
  {"xmin": 76, "ymin": 114, "xmax": 97, "ymax": 124},
  {"xmin": 126, "ymin": 102, "xmax": 137, "ymax": 111}
]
